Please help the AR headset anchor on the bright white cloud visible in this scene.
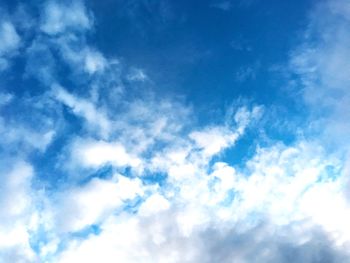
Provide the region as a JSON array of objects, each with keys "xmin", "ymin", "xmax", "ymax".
[
  {"xmin": 54, "ymin": 175, "xmax": 144, "ymax": 232},
  {"xmin": 54, "ymin": 140, "xmax": 350, "ymax": 263},
  {"xmin": 138, "ymin": 193, "xmax": 170, "ymax": 217},
  {"xmin": 189, "ymin": 127, "xmax": 239, "ymax": 157},
  {"xmin": 0, "ymin": 161, "xmax": 38, "ymax": 263},
  {"xmin": 74, "ymin": 139, "xmax": 143, "ymax": 170},
  {"xmin": 84, "ymin": 49, "xmax": 106, "ymax": 74}
]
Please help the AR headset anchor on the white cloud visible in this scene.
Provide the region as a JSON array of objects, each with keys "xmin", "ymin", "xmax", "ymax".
[
  {"xmin": 73, "ymin": 139, "xmax": 143, "ymax": 170},
  {"xmin": 0, "ymin": 21, "xmax": 20, "ymax": 55},
  {"xmin": 290, "ymin": 0, "xmax": 350, "ymax": 146},
  {"xmin": 189, "ymin": 127, "xmax": 239, "ymax": 157},
  {"xmin": 0, "ymin": 162, "xmax": 33, "ymax": 226},
  {"xmin": 138, "ymin": 193, "xmax": 170, "ymax": 217},
  {"xmin": 0, "ymin": 116, "xmax": 55, "ymax": 152},
  {"xmin": 0, "ymin": 161, "xmax": 38, "ymax": 262},
  {"xmin": 0, "ymin": 20, "xmax": 20, "ymax": 70},
  {"xmin": 56, "ymin": 37, "xmax": 107, "ymax": 75},
  {"xmin": 53, "ymin": 85, "xmax": 111, "ymax": 137},
  {"xmin": 54, "ymin": 140, "xmax": 350, "ymax": 263},
  {"xmin": 84, "ymin": 49, "xmax": 106, "ymax": 74},
  {"xmin": 40, "ymin": 0, "xmax": 92, "ymax": 35},
  {"xmin": 126, "ymin": 68, "xmax": 148, "ymax": 82},
  {"xmin": 189, "ymin": 106, "xmax": 261, "ymax": 157},
  {"xmin": 0, "ymin": 92, "xmax": 13, "ymax": 106},
  {"xmin": 54, "ymin": 175, "xmax": 144, "ymax": 232},
  {"xmin": 2, "ymin": 0, "xmax": 350, "ymax": 262},
  {"xmin": 288, "ymin": 4, "xmax": 350, "ymax": 247}
]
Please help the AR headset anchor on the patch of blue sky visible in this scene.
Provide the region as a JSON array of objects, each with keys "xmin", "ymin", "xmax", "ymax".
[
  {"xmin": 70, "ymin": 224, "xmax": 102, "ymax": 239},
  {"xmin": 77, "ymin": 165, "xmax": 115, "ymax": 184},
  {"xmin": 219, "ymin": 189, "xmax": 237, "ymax": 207},
  {"xmin": 29, "ymin": 226, "xmax": 47, "ymax": 255},
  {"xmin": 141, "ymin": 171, "xmax": 168, "ymax": 187},
  {"xmin": 122, "ymin": 195, "xmax": 145, "ymax": 215},
  {"xmin": 318, "ymin": 164, "xmax": 342, "ymax": 183},
  {"xmin": 87, "ymin": 0, "xmax": 311, "ymax": 110}
]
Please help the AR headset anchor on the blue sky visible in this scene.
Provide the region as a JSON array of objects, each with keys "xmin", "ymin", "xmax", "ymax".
[{"xmin": 1, "ymin": 0, "xmax": 350, "ymax": 262}]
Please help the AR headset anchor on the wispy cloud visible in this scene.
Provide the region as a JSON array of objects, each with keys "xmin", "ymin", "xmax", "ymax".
[
  {"xmin": 210, "ymin": 1, "xmax": 232, "ymax": 11},
  {"xmin": 53, "ymin": 85, "xmax": 112, "ymax": 138},
  {"xmin": 290, "ymin": 0, "xmax": 350, "ymax": 147},
  {"xmin": 126, "ymin": 68, "xmax": 148, "ymax": 82},
  {"xmin": 40, "ymin": 0, "xmax": 92, "ymax": 35},
  {"xmin": 0, "ymin": 20, "xmax": 20, "ymax": 70}
]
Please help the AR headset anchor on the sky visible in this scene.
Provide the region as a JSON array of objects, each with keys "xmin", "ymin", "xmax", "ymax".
[{"xmin": 1, "ymin": 0, "xmax": 350, "ymax": 262}]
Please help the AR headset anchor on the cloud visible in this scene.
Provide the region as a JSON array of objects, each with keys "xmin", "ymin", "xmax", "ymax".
[
  {"xmin": 40, "ymin": 0, "xmax": 92, "ymax": 35},
  {"xmin": 23, "ymin": 0, "xmax": 104, "ymax": 85},
  {"xmin": 0, "ymin": 116, "xmax": 55, "ymax": 153},
  {"xmin": 210, "ymin": 1, "xmax": 232, "ymax": 11},
  {"xmin": 0, "ymin": 21, "xmax": 20, "ymax": 55},
  {"xmin": 290, "ymin": 0, "xmax": 350, "ymax": 146},
  {"xmin": 0, "ymin": 161, "xmax": 38, "ymax": 263},
  {"xmin": 126, "ymin": 68, "xmax": 148, "ymax": 82},
  {"xmin": 73, "ymin": 139, "xmax": 143, "ymax": 170},
  {"xmin": 54, "ymin": 175, "xmax": 144, "ymax": 233},
  {"xmin": 53, "ymin": 140, "xmax": 350, "ymax": 263},
  {"xmin": 53, "ymin": 85, "xmax": 111, "ymax": 137},
  {"xmin": 189, "ymin": 127, "xmax": 239, "ymax": 157},
  {"xmin": 52, "ymin": 139, "xmax": 350, "ymax": 262},
  {"xmin": 0, "ymin": 92, "xmax": 13, "ymax": 106},
  {"xmin": 211, "ymin": 0, "xmax": 258, "ymax": 11},
  {"xmin": 0, "ymin": 20, "xmax": 20, "ymax": 70},
  {"xmin": 1, "ymin": 0, "xmax": 350, "ymax": 262},
  {"xmin": 235, "ymin": 61, "xmax": 260, "ymax": 82},
  {"xmin": 0, "ymin": 92, "xmax": 57, "ymax": 154},
  {"xmin": 187, "ymin": 105, "xmax": 260, "ymax": 159},
  {"xmin": 56, "ymin": 36, "xmax": 107, "ymax": 75},
  {"xmin": 84, "ymin": 49, "xmax": 106, "ymax": 74}
]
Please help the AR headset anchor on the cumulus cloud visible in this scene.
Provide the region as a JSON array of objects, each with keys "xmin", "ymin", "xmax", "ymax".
[
  {"xmin": 54, "ymin": 141, "xmax": 350, "ymax": 263},
  {"xmin": 0, "ymin": 161, "xmax": 38, "ymax": 263},
  {"xmin": 1, "ymin": 0, "xmax": 350, "ymax": 262},
  {"xmin": 54, "ymin": 175, "xmax": 144, "ymax": 233},
  {"xmin": 73, "ymin": 139, "xmax": 143, "ymax": 170}
]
